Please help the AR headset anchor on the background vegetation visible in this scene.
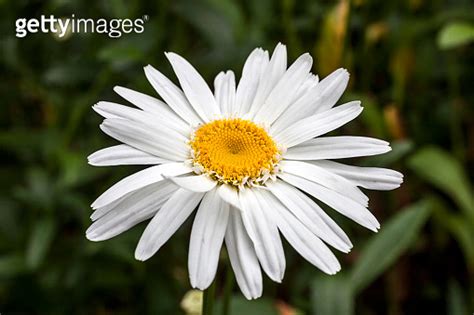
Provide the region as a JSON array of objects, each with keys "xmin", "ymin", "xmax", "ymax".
[{"xmin": 1, "ymin": 0, "xmax": 473, "ymax": 314}]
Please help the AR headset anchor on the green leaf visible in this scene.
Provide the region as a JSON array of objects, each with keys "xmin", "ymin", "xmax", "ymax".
[
  {"xmin": 438, "ymin": 22, "xmax": 474, "ymax": 49},
  {"xmin": 214, "ymin": 295, "xmax": 279, "ymax": 315},
  {"xmin": 311, "ymin": 273, "xmax": 354, "ymax": 315},
  {"xmin": 432, "ymin": 198, "xmax": 474, "ymax": 268},
  {"xmin": 408, "ymin": 147, "xmax": 473, "ymax": 222},
  {"xmin": 26, "ymin": 217, "xmax": 56, "ymax": 270},
  {"xmin": 350, "ymin": 199, "xmax": 431, "ymax": 292},
  {"xmin": 447, "ymin": 280, "xmax": 468, "ymax": 315},
  {"xmin": 173, "ymin": 0, "xmax": 238, "ymax": 47},
  {"xmin": 446, "ymin": 215, "xmax": 474, "ymax": 268},
  {"xmin": 231, "ymin": 297, "xmax": 278, "ymax": 315},
  {"xmin": 0, "ymin": 254, "xmax": 26, "ymax": 278}
]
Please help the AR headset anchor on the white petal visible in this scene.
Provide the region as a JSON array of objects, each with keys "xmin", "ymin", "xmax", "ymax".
[
  {"xmin": 239, "ymin": 188, "xmax": 285, "ymax": 282},
  {"xmin": 218, "ymin": 184, "xmax": 240, "ymax": 209},
  {"xmin": 292, "ymin": 73, "xmax": 319, "ymax": 102},
  {"xmin": 90, "ymin": 181, "xmax": 175, "ymax": 221},
  {"xmin": 274, "ymin": 101, "xmax": 363, "ymax": 148},
  {"xmin": 91, "ymin": 162, "xmax": 192, "ymax": 209},
  {"xmin": 279, "ymin": 173, "xmax": 380, "ymax": 231},
  {"xmin": 113, "ymin": 86, "xmax": 188, "ymax": 129},
  {"xmin": 310, "ymin": 160, "xmax": 404, "ymax": 190},
  {"xmin": 312, "ymin": 68, "xmax": 350, "ymax": 115},
  {"xmin": 285, "ymin": 136, "xmax": 391, "ymax": 160},
  {"xmin": 266, "ymin": 180, "xmax": 352, "ymax": 252},
  {"xmin": 280, "ymin": 160, "xmax": 368, "ymax": 206},
  {"xmin": 189, "ymin": 189, "xmax": 230, "ymax": 289},
  {"xmin": 100, "ymin": 118, "xmax": 189, "ymax": 161},
  {"xmin": 94, "ymin": 101, "xmax": 189, "ymax": 137},
  {"xmin": 253, "ymin": 53, "xmax": 313, "ymax": 125},
  {"xmin": 169, "ymin": 174, "xmax": 217, "ymax": 192},
  {"xmin": 88, "ymin": 144, "xmax": 169, "ymax": 166},
  {"xmin": 262, "ymin": 189, "xmax": 341, "ymax": 274},
  {"xmin": 225, "ymin": 207, "xmax": 263, "ymax": 300},
  {"xmin": 135, "ymin": 188, "xmax": 204, "ymax": 261},
  {"xmin": 234, "ymin": 48, "xmax": 269, "ymax": 116},
  {"xmin": 165, "ymin": 52, "xmax": 221, "ymax": 122},
  {"xmin": 86, "ymin": 182, "xmax": 177, "ymax": 241},
  {"xmin": 214, "ymin": 70, "xmax": 236, "ymax": 116},
  {"xmin": 144, "ymin": 64, "xmax": 202, "ymax": 125},
  {"xmin": 270, "ymin": 78, "xmax": 322, "ymax": 135},
  {"xmin": 248, "ymin": 43, "xmax": 287, "ymax": 116}
]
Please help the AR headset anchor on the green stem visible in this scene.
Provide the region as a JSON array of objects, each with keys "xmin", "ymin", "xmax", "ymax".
[
  {"xmin": 202, "ymin": 280, "xmax": 216, "ymax": 315},
  {"xmin": 222, "ymin": 263, "xmax": 234, "ymax": 315}
]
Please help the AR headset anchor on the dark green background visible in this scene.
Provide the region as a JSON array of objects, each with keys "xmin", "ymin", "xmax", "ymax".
[{"xmin": 1, "ymin": 0, "xmax": 473, "ymax": 314}]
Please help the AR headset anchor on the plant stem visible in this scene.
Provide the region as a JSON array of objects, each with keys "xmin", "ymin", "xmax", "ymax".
[
  {"xmin": 202, "ymin": 280, "xmax": 216, "ymax": 315},
  {"xmin": 222, "ymin": 263, "xmax": 234, "ymax": 315}
]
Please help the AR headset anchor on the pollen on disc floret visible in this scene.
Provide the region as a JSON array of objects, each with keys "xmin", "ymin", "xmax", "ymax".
[{"xmin": 189, "ymin": 118, "xmax": 282, "ymax": 188}]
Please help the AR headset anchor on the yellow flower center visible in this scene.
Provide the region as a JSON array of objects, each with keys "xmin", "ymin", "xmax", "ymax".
[{"xmin": 189, "ymin": 118, "xmax": 281, "ymax": 187}]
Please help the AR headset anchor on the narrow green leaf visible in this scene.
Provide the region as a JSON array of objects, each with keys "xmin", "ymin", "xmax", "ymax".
[
  {"xmin": 311, "ymin": 273, "xmax": 354, "ymax": 315},
  {"xmin": 447, "ymin": 280, "xmax": 468, "ymax": 315},
  {"xmin": 26, "ymin": 217, "xmax": 56, "ymax": 270},
  {"xmin": 214, "ymin": 295, "xmax": 279, "ymax": 315},
  {"xmin": 438, "ymin": 22, "xmax": 474, "ymax": 49},
  {"xmin": 350, "ymin": 199, "xmax": 431, "ymax": 292},
  {"xmin": 408, "ymin": 147, "xmax": 473, "ymax": 222},
  {"xmin": 435, "ymin": 208, "xmax": 474, "ymax": 268},
  {"xmin": 0, "ymin": 254, "xmax": 26, "ymax": 278}
]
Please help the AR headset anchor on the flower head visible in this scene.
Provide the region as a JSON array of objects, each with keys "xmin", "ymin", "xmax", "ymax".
[{"xmin": 87, "ymin": 43, "xmax": 403, "ymax": 299}]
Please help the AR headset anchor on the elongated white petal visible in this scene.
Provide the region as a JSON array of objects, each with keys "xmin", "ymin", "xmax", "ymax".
[
  {"xmin": 285, "ymin": 136, "xmax": 391, "ymax": 160},
  {"xmin": 274, "ymin": 101, "xmax": 363, "ymax": 148},
  {"xmin": 262, "ymin": 189, "xmax": 341, "ymax": 274},
  {"xmin": 214, "ymin": 71, "xmax": 236, "ymax": 116},
  {"xmin": 248, "ymin": 43, "xmax": 287, "ymax": 116},
  {"xmin": 90, "ymin": 192, "xmax": 128, "ymax": 221},
  {"xmin": 135, "ymin": 188, "xmax": 204, "ymax": 261},
  {"xmin": 94, "ymin": 101, "xmax": 189, "ymax": 137},
  {"xmin": 234, "ymin": 48, "xmax": 269, "ymax": 116},
  {"xmin": 280, "ymin": 160, "xmax": 368, "ymax": 206},
  {"xmin": 312, "ymin": 68, "xmax": 349, "ymax": 114},
  {"xmin": 100, "ymin": 118, "xmax": 189, "ymax": 161},
  {"xmin": 90, "ymin": 181, "xmax": 175, "ymax": 221},
  {"xmin": 310, "ymin": 160, "xmax": 404, "ymax": 190},
  {"xmin": 292, "ymin": 73, "xmax": 319, "ymax": 103},
  {"xmin": 113, "ymin": 86, "xmax": 188, "ymax": 128},
  {"xmin": 225, "ymin": 207, "xmax": 263, "ymax": 300},
  {"xmin": 189, "ymin": 189, "xmax": 230, "ymax": 289},
  {"xmin": 144, "ymin": 65, "xmax": 202, "ymax": 125},
  {"xmin": 279, "ymin": 173, "xmax": 380, "ymax": 231},
  {"xmin": 267, "ymin": 180, "xmax": 352, "ymax": 252},
  {"xmin": 166, "ymin": 52, "xmax": 220, "ymax": 122},
  {"xmin": 239, "ymin": 188, "xmax": 285, "ymax": 282},
  {"xmin": 270, "ymin": 80, "xmax": 322, "ymax": 135},
  {"xmin": 253, "ymin": 53, "xmax": 313, "ymax": 125},
  {"xmin": 87, "ymin": 182, "xmax": 177, "ymax": 241},
  {"xmin": 218, "ymin": 184, "xmax": 240, "ymax": 209},
  {"xmin": 88, "ymin": 144, "xmax": 168, "ymax": 166},
  {"xmin": 91, "ymin": 162, "xmax": 192, "ymax": 209},
  {"xmin": 169, "ymin": 174, "xmax": 217, "ymax": 192}
]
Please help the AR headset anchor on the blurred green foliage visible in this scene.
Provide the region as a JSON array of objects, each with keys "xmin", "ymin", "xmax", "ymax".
[{"xmin": 1, "ymin": 0, "xmax": 473, "ymax": 314}]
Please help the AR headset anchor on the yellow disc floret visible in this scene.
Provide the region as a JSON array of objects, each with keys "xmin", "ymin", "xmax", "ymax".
[{"xmin": 189, "ymin": 118, "xmax": 281, "ymax": 187}]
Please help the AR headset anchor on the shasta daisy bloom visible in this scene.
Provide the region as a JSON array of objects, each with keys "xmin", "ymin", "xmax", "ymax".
[{"xmin": 86, "ymin": 43, "xmax": 403, "ymax": 299}]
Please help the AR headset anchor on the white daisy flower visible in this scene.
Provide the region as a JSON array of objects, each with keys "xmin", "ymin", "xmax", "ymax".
[{"xmin": 86, "ymin": 43, "xmax": 403, "ymax": 300}]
